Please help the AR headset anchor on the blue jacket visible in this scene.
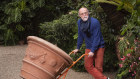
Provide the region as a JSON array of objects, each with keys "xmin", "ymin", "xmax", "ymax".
[{"xmin": 77, "ymin": 17, "xmax": 105, "ymax": 53}]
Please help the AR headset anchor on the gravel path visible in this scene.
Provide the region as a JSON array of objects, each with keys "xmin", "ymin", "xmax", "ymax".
[{"xmin": 0, "ymin": 45, "xmax": 116, "ymax": 79}]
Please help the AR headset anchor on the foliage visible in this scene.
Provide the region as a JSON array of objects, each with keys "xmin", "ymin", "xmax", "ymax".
[
  {"xmin": 116, "ymin": 39, "xmax": 140, "ymax": 79},
  {"xmin": 95, "ymin": 0, "xmax": 119, "ymax": 6},
  {"xmin": 112, "ymin": 0, "xmax": 140, "ymax": 79},
  {"xmin": 0, "ymin": 0, "xmax": 46, "ymax": 45},
  {"xmin": 39, "ymin": 11, "xmax": 78, "ymax": 52},
  {"xmin": 0, "ymin": 0, "xmax": 71, "ymax": 45},
  {"xmin": 97, "ymin": 0, "xmax": 140, "ymax": 78},
  {"xmin": 96, "ymin": 0, "xmax": 140, "ymax": 14}
]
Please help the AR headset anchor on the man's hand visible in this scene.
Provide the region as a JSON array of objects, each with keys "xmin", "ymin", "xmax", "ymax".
[
  {"xmin": 73, "ymin": 49, "xmax": 79, "ymax": 54},
  {"xmin": 88, "ymin": 52, "xmax": 94, "ymax": 57}
]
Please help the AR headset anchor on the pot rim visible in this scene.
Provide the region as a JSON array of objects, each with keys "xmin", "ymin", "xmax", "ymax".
[{"xmin": 27, "ymin": 36, "xmax": 73, "ymax": 65}]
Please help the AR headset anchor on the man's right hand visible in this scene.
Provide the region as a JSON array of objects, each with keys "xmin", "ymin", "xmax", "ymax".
[{"xmin": 73, "ymin": 49, "xmax": 79, "ymax": 54}]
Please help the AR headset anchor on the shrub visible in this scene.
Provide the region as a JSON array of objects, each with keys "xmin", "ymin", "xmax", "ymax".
[
  {"xmin": 39, "ymin": 11, "xmax": 78, "ymax": 52},
  {"xmin": 115, "ymin": 0, "xmax": 140, "ymax": 78},
  {"xmin": 116, "ymin": 40, "xmax": 140, "ymax": 79}
]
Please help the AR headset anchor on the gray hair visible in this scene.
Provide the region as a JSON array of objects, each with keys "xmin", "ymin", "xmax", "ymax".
[{"xmin": 78, "ymin": 7, "xmax": 89, "ymax": 16}]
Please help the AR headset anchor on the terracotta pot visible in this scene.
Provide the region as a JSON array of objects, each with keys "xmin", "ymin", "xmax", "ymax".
[{"xmin": 20, "ymin": 36, "xmax": 73, "ymax": 79}]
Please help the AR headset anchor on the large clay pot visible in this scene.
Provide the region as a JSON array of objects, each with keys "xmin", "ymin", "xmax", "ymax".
[{"xmin": 20, "ymin": 36, "xmax": 73, "ymax": 79}]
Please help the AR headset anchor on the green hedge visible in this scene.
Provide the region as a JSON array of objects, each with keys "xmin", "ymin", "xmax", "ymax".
[{"xmin": 39, "ymin": 11, "xmax": 78, "ymax": 52}]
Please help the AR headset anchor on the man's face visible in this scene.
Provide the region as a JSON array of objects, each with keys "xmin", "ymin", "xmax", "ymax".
[{"xmin": 79, "ymin": 8, "xmax": 89, "ymax": 21}]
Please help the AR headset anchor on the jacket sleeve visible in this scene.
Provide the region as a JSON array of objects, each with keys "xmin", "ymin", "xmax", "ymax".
[
  {"xmin": 77, "ymin": 20, "xmax": 84, "ymax": 49},
  {"xmin": 91, "ymin": 19, "xmax": 101, "ymax": 53}
]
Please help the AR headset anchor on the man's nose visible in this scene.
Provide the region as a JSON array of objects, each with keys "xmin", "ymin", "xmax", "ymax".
[{"xmin": 83, "ymin": 13, "xmax": 86, "ymax": 16}]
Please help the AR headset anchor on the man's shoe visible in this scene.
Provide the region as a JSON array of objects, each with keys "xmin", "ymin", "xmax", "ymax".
[{"xmin": 107, "ymin": 77, "xmax": 110, "ymax": 79}]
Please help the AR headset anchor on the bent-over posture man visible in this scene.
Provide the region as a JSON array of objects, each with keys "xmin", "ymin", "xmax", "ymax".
[{"xmin": 73, "ymin": 7, "xmax": 110, "ymax": 79}]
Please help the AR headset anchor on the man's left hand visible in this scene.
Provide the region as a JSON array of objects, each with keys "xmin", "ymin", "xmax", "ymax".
[{"xmin": 88, "ymin": 52, "xmax": 94, "ymax": 57}]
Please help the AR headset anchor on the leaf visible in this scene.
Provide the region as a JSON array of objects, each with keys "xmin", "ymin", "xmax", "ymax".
[
  {"xmin": 117, "ymin": 2, "xmax": 124, "ymax": 10},
  {"xmin": 124, "ymin": 49, "xmax": 133, "ymax": 56},
  {"xmin": 117, "ymin": 68, "xmax": 129, "ymax": 78},
  {"xmin": 38, "ymin": 0, "xmax": 45, "ymax": 7},
  {"xmin": 16, "ymin": 24, "xmax": 25, "ymax": 31},
  {"xmin": 4, "ymin": 29, "xmax": 16, "ymax": 45},
  {"xmin": 30, "ymin": 0, "xmax": 36, "ymax": 9},
  {"xmin": 129, "ymin": 0, "xmax": 136, "ymax": 6},
  {"xmin": 15, "ymin": 7, "xmax": 19, "ymax": 22},
  {"xmin": 0, "ymin": 24, "xmax": 7, "ymax": 30},
  {"xmin": 20, "ymin": 0, "xmax": 26, "ymax": 11},
  {"xmin": 121, "ymin": 28, "xmax": 127, "ymax": 35},
  {"xmin": 73, "ymin": 33, "xmax": 78, "ymax": 39}
]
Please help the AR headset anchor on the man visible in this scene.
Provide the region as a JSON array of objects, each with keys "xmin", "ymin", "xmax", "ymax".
[{"xmin": 73, "ymin": 7, "xmax": 109, "ymax": 79}]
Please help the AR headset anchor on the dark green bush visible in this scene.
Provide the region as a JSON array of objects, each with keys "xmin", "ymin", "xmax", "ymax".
[
  {"xmin": 39, "ymin": 11, "xmax": 78, "ymax": 53},
  {"xmin": 0, "ymin": 0, "xmax": 71, "ymax": 45}
]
